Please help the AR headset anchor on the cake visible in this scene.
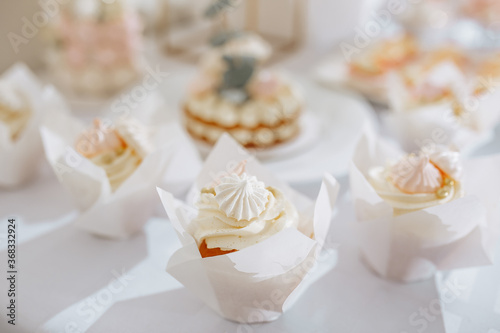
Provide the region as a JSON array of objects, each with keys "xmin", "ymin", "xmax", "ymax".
[
  {"xmin": 49, "ymin": 0, "xmax": 143, "ymax": 95},
  {"xmin": 349, "ymin": 34, "xmax": 417, "ymax": 78},
  {"xmin": 192, "ymin": 161, "xmax": 300, "ymax": 258},
  {"xmin": 184, "ymin": 32, "xmax": 303, "ymax": 148},
  {"xmin": 368, "ymin": 146, "xmax": 464, "ymax": 216},
  {"xmin": 392, "ymin": 47, "xmax": 469, "ymax": 108},
  {"xmin": 0, "ymin": 80, "xmax": 31, "ymax": 141},
  {"xmin": 346, "ymin": 33, "xmax": 418, "ymax": 102},
  {"xmin": 75, "ymin": 117, "xmax": 152, "ymax": 191}
]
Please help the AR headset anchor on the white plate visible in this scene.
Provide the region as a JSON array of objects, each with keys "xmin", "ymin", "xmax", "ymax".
[
  {"xmin": 162, "ymin": 71, "xmax": 376, "ymax": 184},
  {"xmin": 264, "ymin": 76, "xmax": 376, "ymax": 184},
  {"xmin": 315, "ymin": 54, "xmax": 389, "ymax": 106}
]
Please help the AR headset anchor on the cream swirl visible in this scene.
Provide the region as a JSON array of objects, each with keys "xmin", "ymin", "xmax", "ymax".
[
  {"xmin": 369, "ymin": 148, "xmax": 464, "ymax": 215},
  {"xmin": 193, "ymin": 173, "xmax": 299, "ymax": 251},
  {"xmin": 90, "ymin": 146, "xmax": 141, "ymax": 191},
  {"xmin": 0, "ymin": 80, "xmax": 31, "ymax": 140}
]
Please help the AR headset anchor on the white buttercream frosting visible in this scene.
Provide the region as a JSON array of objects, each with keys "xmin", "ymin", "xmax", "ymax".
[
  {"xmin": 193, "ymin": 172, "xmax": 299, "ymax": 251},
  {"xmin": 0, "ymin": 80, "xmax": 31, "ymax": 140},
  {"xmin": 90, "ymin": 145, "xmax": 142, "ymax": 191}
]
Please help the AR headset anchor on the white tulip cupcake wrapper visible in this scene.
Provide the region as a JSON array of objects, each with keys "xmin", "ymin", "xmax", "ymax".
[
  {"xmin": 0, "ymin": 63, "xmax": 67, "ymax": 187},
  {"xmin": 349, "ymin": 130, "xmax": 500, "ymax": 283},
  {"xmin": 158, "ymin": 134, "xmax": 340, "ymax": 323},
  {"xmin": 315, "ymin": 54, "xmax": 389, "ymax": 105},
  {"xmin": 384, "ymin": 65, "xmax": 500, "ymax": 154},
  {"xmin": 40, "ymin": 110, "xmax": 199, "ymax": 239}
]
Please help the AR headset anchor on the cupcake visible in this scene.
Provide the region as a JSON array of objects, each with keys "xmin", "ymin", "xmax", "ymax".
[
  {"xmin": 0, "ymin": 80, "xmax": 32, "ymax": 143},
  {"xmin": 47, "ymin": 0, "xmax": 143, "ymax": 95},
  {"xmin": 349, "ymin": 34, "xmax": 417, "ymax": 78},
  {"xmin": 384, "ymin": 46, "xmax": 500, "ymax": 152},
  {"xmin": 75, "ymin": 117, "xmax": 152, "ymax": 192},
  {"xmin": 350, "ymin": 131, "xmax": 500, "ymax": 282},
  {"xmin": 41, "ymin": 103, "xmax": 193, "ymax": 238},
  {"xmin": 392, "ymin": 47, "xmax": 469, "ymax": 108},
  {"xmin": 0, "ymin": 63, "xmax": 66, "ymax": 187},
  {"xmin": 158, "ymin": 134, "xmax": 339, "ymax": 323},
  {"xmin": 192, "ymin": 161, "xmax": 300, "ymax": 258},
  {"xmin": 184, "ymin": 32, "xmax": 303, "ymax": 148}
]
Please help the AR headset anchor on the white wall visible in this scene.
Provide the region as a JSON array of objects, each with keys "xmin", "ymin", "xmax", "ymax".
[{"xmin": 0, "ymin": 0, "xmax": 47, "ymax": 72}]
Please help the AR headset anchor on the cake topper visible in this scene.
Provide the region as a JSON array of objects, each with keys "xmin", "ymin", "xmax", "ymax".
[
  {"xmin": 204, "ymin": 0, "xmax": 239, "ymax": 19},
  {"xmin": 218, "ymin": 55, "xmax": 256, "ymax": 104}
]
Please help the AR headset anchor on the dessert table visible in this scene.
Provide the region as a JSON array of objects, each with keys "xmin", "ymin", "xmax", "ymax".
[{"xmin": 1, "ymin": 46, "xmax": 500, "ymax": 333}]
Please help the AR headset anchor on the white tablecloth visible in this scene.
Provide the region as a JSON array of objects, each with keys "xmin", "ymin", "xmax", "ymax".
[{"xmin": 1, "ymin": 49, "xmax": 500, "ymax": 333}]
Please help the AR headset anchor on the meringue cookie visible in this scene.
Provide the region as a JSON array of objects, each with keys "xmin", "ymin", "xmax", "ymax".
[
  {"xmin": 390, "ymin": 154, "xmax": 443, "ymax": 194},
  {"xmin": 214, "ymin": 173, "xmax": 270, "ymax": 221}
]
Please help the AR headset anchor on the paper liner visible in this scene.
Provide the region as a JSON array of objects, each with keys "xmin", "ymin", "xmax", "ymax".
[
  {"xmin": 384, "ymin": 64, "xmax": 500, "ymax": 154},
  {"xmin": 158, "ymin": 134, "xmax": 339, "ymax": 323},
  {"xmin": 41, "ymin": 107, "xmax": 200, "ymax": 239},
  {"xmin": 349, "ymin": 129, "xmax": 500, "ymax": 283},
  {"xmin": 0, "ymin": 63, "xmax": 67, "ymax": 187}
]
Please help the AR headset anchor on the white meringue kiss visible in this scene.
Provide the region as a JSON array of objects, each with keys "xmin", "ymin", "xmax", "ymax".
[{"xmin": 215, "ymin": 173, "xmax": 270, "ymax": 221}]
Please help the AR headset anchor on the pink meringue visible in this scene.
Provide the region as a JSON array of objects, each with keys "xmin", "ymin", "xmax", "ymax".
[
  {"xmin": 249, "ymin": 71, "xmax": 282, "ymax": 100},
  {"xmin": 75, "ymin": 118, "xmax": 125, "ymax": 158},
  {"xmin": 390, "ymin": 154, "xmax": 443, "ymax": 194}
]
